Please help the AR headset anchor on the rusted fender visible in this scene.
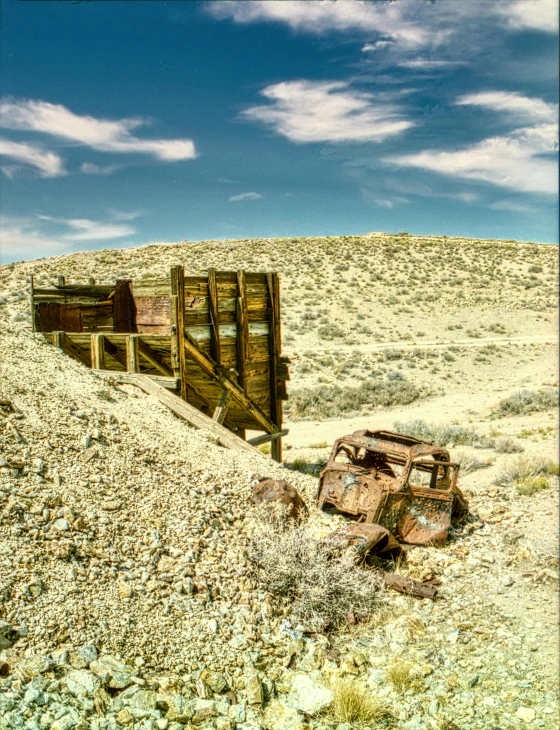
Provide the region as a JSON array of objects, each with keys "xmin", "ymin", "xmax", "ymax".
[
  {"xmin": 251, "ymin": 478, "xmax": 308, "ymax": 522},
  {"xmin": 328, "ymin": 522, "xmax": 403, "ymax": 560},
  {"xmin": 382, "ymin": 572, "xmax": 438, "ymax": 600}
]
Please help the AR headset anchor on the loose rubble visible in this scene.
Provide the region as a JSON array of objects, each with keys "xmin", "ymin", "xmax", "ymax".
[{"xmin": 0, "ymin": 312, "xmax": 558, "ymax": 729}]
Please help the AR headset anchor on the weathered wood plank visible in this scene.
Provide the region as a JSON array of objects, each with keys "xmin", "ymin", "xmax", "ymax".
[
  {"xmin": 267, "ymin": 272, "xmax": 282, "ymax": 462},
  {"xmin": 53, "ymin": 331, "xmax": 90, "ymax": 367},
  {"xmin": 207, "ymin": 268, "xmax": 221, "ymax": 365},
  {"xmin": 236, "ymin": 270, "xmax": 249, "ymax": 393},
  {"xmin": 137, "ymin": 339, "xmax": 174, "ymax": 377},
  {"xmin": 213, "ymin": 389, "xmax": 232, "ymax": 424},
  {"xmin": 93, "ymin": 370, "xmax": 179, "ymax": 389},
  {"xmin": 37, "ymin": 284, "xmax": 114, "ymax": 299},
  {"xmin": 113, "ymin": 374, "xmax": 261, "ymax": 455},
  {"xmin": 247, "ymin": 429, "xmax": 289, "ymax": 447},
  {"xmin": 126, "ymin": 335, "xmax": 140, "ymax": 373},
  {"xmin": 113, "ymin": 280, "xmax": 137, "ymax": 332},
  {"xmin": 90, "ymin": 334, "xmax": 106, "ymax": 370},
  {"xmin": 170, "ymin": 267, "xmax": 187, "ymax": 400}
]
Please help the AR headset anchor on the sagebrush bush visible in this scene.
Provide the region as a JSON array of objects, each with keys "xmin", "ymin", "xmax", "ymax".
[
  {"xmin": 494, "ymin": 389, "xmax": 559, "ymax": 416},
  {"xmin": 453, "ymin": 451, "xmax": 494, "ymax": 473},
  {"xmin": 494, "ymin": 456, "xmax": 557, "ymax": 488},
  {"xmin": 516, "ymin": 476, "xmax": 550, "ymax": 496},
  {"xmin": 248, "ymin": 524, "xmax": 381, "ymax": 631},
  {"xmin": 393, "ymin": 419, "xmax": 492, "ymax": 448},
  {"xmin": 493, "ymin": 436, "xmax": 524, "ymax": 454},
  {"xmin": 288, "ymin": 378, "xmax": 425, "ymax": 420}
]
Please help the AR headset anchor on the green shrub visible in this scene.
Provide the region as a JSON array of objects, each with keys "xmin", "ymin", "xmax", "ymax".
[
  {"xmin": 516, "ymin": 476, "xmax": 550, "ymax": 495},
  {"xmin": 493, "ymin": 389, "xmax": 558, "ymax": 416},
  {"xmin": 393, "ymin": 419, "xmax": 492, "ymax": 448},
  {"xmin": 494, "ymin": 456, "xmax": 557, "ymax": 487}
]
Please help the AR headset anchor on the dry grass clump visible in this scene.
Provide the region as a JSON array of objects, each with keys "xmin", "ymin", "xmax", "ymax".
[
  {"xmin": 248, "ymin": 524, "xmax": 381, "ymax": 631},
  {"xmin": 493, "ymin": 436, "xmax": 524, "ymax": 453},
  {"xmin": 329, "ymin": 679, "xmax": 390, "ymax": 725},
  {"xmin": 385, "ymin": 660, "xmax": 420, "ymax": 692},
  {"xmin": 493, "ymin": 389, "xmax": 559, "ymax": 416},
  {"xmin": 393, "ymin": 419, "xmax": 491, "ymax": 448},
  {"xmin": 289, "ymin": 378, "xmax": 425, "ymax": 420},
  {"xmin": 453, "ymin": 451, "xmax": 494, "ymax": 473},
  {"xmin": 494, "ymin": 455, "xmax": 558, "ymax": 489}
]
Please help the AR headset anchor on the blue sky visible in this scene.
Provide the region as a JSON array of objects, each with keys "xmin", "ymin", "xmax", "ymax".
[{"xmin": 0, "ymin": 0, "xmax": 558, "ymax": 263}]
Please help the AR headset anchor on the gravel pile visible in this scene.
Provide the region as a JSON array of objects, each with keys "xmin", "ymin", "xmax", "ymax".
[{"xmin": 0, "ymin": 302, "xmax": 558, "ymax": 729}]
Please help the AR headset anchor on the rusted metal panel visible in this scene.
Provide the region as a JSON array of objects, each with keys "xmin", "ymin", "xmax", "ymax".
[{"xmin": 317, "ymin": 429, "xmax": 468, "ymax": 546}]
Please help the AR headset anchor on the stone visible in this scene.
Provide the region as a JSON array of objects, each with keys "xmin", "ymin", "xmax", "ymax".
[
  {"xmin": 245, "ymin": 673, "xmax": 264, "ymax": 706},
  {"xmin": 90, "ymin": 654, "xmax": 136, "ymax": 689},
  {"xmin": 117, "ymin": 579, "xmax": 133, "ymax": 598},
  {"xmin": 64, "ymin": 669, "xmax": 101, "ymax": 697},
  {"xmin": 263, "ymin": 701, "xmax": 304, "ymax": 730},
  {"xmin": 16, "ymin": 655, "xmax": 51, "ymax": 679},
  {"xmin": 191, "ymin": 698, "xmax": 218, "ymax": 724},
  {"xmin": 0, "ymin": 620, "xmax": 16, "ymax": 650},
  {"xmin": 69, "ymin": 645, "xmax": 98, "ymax": 669},
  {"xmin": 516, "ymin": 707, "xmax": 537, "ymax": 723},
  {"xmin": 166, "ymin": 694, "xmax": 195, "ymax": 723},
  {"xmin": 501, "ymin": 575, "xmax": 514, "ymax": 587},
  {"xmin": 53, "ymin": 518, "xmax": 70, "ymax": 532},
  {"xmin": 286, "ymin": 674, "xmax": 333, "ymax": 716}
]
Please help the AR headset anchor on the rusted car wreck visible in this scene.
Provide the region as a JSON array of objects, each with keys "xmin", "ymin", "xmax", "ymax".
[{"xmin": 317, "ymin": 430, "xmax": 468, "ymax": 546}]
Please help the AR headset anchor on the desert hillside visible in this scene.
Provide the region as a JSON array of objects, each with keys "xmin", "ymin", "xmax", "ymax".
[{"xmin": 0, "ymin": 233, "xmax": 558, "ymax": 730}]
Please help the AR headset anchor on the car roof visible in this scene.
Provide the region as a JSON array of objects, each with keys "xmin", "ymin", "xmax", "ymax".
[{"xmin": 334, "ymin": 429, "xmax": 449, "ymax": 459}]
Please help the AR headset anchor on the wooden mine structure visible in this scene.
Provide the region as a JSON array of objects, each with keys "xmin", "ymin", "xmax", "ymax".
[{"xmin": 32, "ymin": 267, "xmax": 289, "ymax": 461}]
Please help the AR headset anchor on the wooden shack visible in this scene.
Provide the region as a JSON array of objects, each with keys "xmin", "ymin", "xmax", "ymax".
[{"xmin": 32, "ymin": 267, "xmax": 289, "ymax": 461}]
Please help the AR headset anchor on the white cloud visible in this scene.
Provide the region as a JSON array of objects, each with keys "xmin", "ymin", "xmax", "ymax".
[
  {"xmin": 400, "ymin": 59, "xmax": 468, "ymax": 70},
  {"xmin": 496, "ymin": 0, "xmax": 558, "ymax": 32},
  {"xmin": 229, "ymin": 192, "xmax": 263, "ymax": 202},
  {"xmin": 0, "ymin": 214, "xmax": 136, "ymax": 263},
  {"xmin": 0, "ymin": 138, "xmax": 65, "ymax": 177},
  {"xmin": 80, "ymin": 162, "xmax": 123, "ymax": 175},
  {"xmin": 362, "ymin": 41, "xmax": 394, "ymax": 52},
  {"xmin": 207, "ymin": 0, "xmax": 426, "ymax": 47},
  {"xmin": 385, "ymin": 123, "xmax": 558, "ymax": 195},
  {"xmin": 0, "ymin": 99, "xmax": 197, "ymax": 161},
  {"xmin": 456, "ymin": 91, "xmax": 557, "ymax": 122},
  {"xmin": 243, "ymin": 80, "xmax": 413, "ymax": 144},
  {"xmin": 488, "ymin": 199, "xmax": 533, "ymax": 212}
]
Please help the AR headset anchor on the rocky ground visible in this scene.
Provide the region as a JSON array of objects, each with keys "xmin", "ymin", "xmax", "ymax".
[{"xmin": 0, "ymin": 235, "xmax": 558, "ymax": 729}]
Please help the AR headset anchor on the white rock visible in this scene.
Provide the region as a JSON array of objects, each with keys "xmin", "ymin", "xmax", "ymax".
[
  {"xmin": 64, "ymin": 669, "xmax": 101, "ymax": 697},
  {"xmin": 263, "ymin": 700, "xmax": 304, "ymax": 730},
  {"xmin": 516, "ymin": 707, "xmax": 537, "ymax": 723},
  {"xmin": 286, "ymin": 674, "xmax": 333, "ymax": 715}
]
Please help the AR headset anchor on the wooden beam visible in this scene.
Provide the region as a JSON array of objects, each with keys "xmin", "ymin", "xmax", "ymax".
[
  {"xmin": 170, "ymin": 267, "xmax": 187, "ymax": 400},
  {"xmin": 137, "ymin": 339, "xmax": 174, "ymax": 377},
  {"xmin": 44, "ymin": 284, "xmax": 113, "ymax": 299},
  {"xmin": 113, "ymin": 279, "xmax": 137, "ymax": 332},
  {"xmin": 90, "ymin": 334, "xmax": 106, "ymax": 370},
  {"xmin": 267, "ymin": 272, "xmax": 283, "ymax": 462},
  {"xmin": 56, "ymin": 275, "xmax": 66, "ymax": 287},
  {"xmin": 236, "ymin": 270, "xmax": 248, "ymax": 392},
  {"xmin": 29, "ymin": 275, "xmax": 35, "ymax": 332},
  {"xmin": 52, "ymin": 331, "xmax": 90, "ymax": 367},
  {"xmin": 247, "ymin": 429, "xmax": 289, "ymax": 447},
  {"xmin": 113, "ymin": 374, "xmax": 261, "ymax": 455},
  {"xmin": 93, "ymin": 371, "xmax": 179, "ymax": 390},
  {"xmin": 182, "ymin": 330, "xmax": 280, "ymax": 436},
  {"xmin": 207, "ymin": 268, "xmax": 221, "ymax": 365},
  {"xmin": 213, "ymin": 389, "xmax": 232, "ymax": 424},
  {"xmin": 126, "ymin": 335, "xmax": 140, "ymax": 373},
  {"xmin": 100, "ymin": 338, "xmax": 127, "ymax": 369}
]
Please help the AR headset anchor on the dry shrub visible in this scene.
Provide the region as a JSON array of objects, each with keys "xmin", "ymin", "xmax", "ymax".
[
  {"xmin": 453, "ymin": 451, "xmax": 494, "ymax": 473},
  {"xmin": 494, "ymin": 389, "xmax": 558, "ymax": 416},
  {"xmin": 248, "ymin": 523, "xmax": 381, "ymax": 631},
  {"xmin": 494, "ymin": 436, "xmax": 524, "ymax": 453},
  {"xmin": 385, "ymin": 660, "xmax": 420, "ymax": 692},
  {"xmin": 494, "ymin": 455, "xmax": 557, "ymax": 488},
  {"xmin": 330, "ymin": 679, "xmax": 390, "ymax": 725},
  {"xmin": 516, "ymin": 476, "xmax": 550, "ymax": 496},
  {"xmin": 393, "ymin": 419, "xmax": 492, "ymax": 448}
]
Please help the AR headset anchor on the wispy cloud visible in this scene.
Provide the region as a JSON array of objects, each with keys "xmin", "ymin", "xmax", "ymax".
[
  {"xmin": 455, "ymin": 91, "xmax": 557, "ymax": 123},
  {"xmin": 385, "ymin": 122, "xmax": 558, "ymax": 195},
  {"xmin": 496, "ymin": 0, "xmax": 558, "ymax": 32},
  {"xmin": 0, "ymin": 138, "xmax": 65, "ymax": 177},
  {"xmin": 207, "ymin": 1, "xmax": 427, "ymax": 47},
  {"xmin": 400, "ymin": 59, "xmax": 468, "ymax": 70},
  {"xmin": 243, "ymin": 80, "xmax": 412, "ymax": 144},
  {"xmin": 362, "ymin": 40, "xmax": 394, "ymax": 52},
  {"xmin": 80, "ymin": 162, "xmax": 123, "ymax": 175},
  {"xmin": 0, "ymin": 213, "xmax": 137, "ymax": 263},
  {"xmin": 229, "ymin": 192, "xmax": 263, "ymax": 202},
  {"xmin": 0, "ymin": 98, "xmax": 197, "ymax": 161}
]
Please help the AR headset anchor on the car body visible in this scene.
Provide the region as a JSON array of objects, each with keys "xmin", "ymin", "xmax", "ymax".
[{"xmin": 317, "ymin": 429, "xmax": 468, "ymax": 546}]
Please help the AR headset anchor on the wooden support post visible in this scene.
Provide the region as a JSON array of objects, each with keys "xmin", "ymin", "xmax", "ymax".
[
  {"xmin": 29, "ymin": 275, "xmax": 35, "ymax": 332},
  {"xmin": 170, "ymin": 267, "xmax": 187, "ymax": 401},
  {"xmin": 267, "ymin": 272, "xmax": 283, "ymax": 462},
  {"xmin": 137, "ymin": 339, "xmax": 174, "ymax": 377},
  {"xmin": 90, "ymin": 334, "xmax": 105, "ymax": 370},
  {"xmin": 88, "ymin": 277, "xmax": 95, "ymax": 285},
  {"xmin": 52, "ymin": 331, "xmax": 90, "ymax": 367},
  {"xmin": 247, "ymin": 429, "xmax": 289, "ymax": 447},
  {"xmin": 182, "ymin": 330, "xmax": 280, "ymax": 437},
  {"xmin": 113, "ymin": 280, "xmax": 137, "ymax": 332},
  {"xmin": 207, "ymin": 268, "xmax": 221, "ymax": 365},
  {"xmin": 213, "ymin": 389, "xmax": 232, "ymax": 424},
  {"xmin": 56, "ymin": 275, "xmax": 66, "ymax": 287},
  {"xmin": 236, "ymin": 270, "xmax": 248, "ymax": 393},
  {"xmin": 53, "ymin": 330, "xmax": 64, "ymax": 349},
  {"xmin": 126, "ymin": 335, "xmax": 140, "ymax": 373}
]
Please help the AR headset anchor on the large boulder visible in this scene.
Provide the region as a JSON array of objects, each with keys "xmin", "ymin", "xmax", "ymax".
[{"xmin": 286, "ymin": 674, "xmax": 333, "ymax": 716}]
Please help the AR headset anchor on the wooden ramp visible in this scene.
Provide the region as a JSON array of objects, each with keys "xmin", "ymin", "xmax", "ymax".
[{"xmin": 33, "ymin": 267, "xmax": 290, "ymax": 460}]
